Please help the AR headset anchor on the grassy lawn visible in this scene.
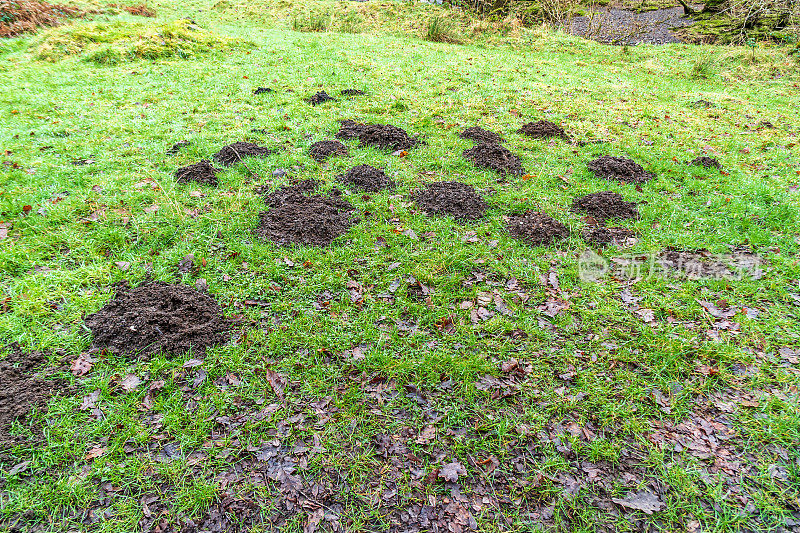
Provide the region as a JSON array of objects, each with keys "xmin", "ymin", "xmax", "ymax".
[{"xmin": 1, "ymin": 1, "xmax": 799, "ymax": 531}]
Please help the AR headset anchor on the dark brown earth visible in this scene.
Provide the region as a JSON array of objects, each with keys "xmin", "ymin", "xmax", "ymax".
[
  {"xmin": 587, "ymin": 156, "xmax": 655, "ymax": 184},
  {"xmin": 507, "ymin": 210, "xmax": 570, "ymax": 246},
  {"xmin": 518, "ymin": 120, "xmax": 566, "ymax": 139},
  {"xmin": 413, "ymin": 181, "xmax": 488, "ymax": 221},
  {"xmin": 213, "ymin": 142, "xmax": 272, "ymax": 167},
  {"xmin": 572, "ymin": 191, "xmax": 639, "ymax": 222},
  {"xmin": 340, "ymin": 89, "xmax": 365, "ymax": 96},
  {"xmin": 0, "ymin": 345, "xmax": 66, "ymax": 448},
  {"xmin": 174, "ymin": 160, "xmax": 222, "ymax": 186},
  {"xmin": 84, "ymin": 281, "xmax": 231, "ymax": 357},
  {"xmin": 253, "ymin": 87, "xmax": 273, "ymax": 95},
  {"xmin": 463, "ymin": 143, "xmax": 524, "ymax": 175},
  {"xmin": 690, "ymin": 156, "xmax": 721, "ymax": 169},
  {"xmin": 336, "ymin": 119, "xmax": 369, "ymax": 140},
  {"xmin": 337, "ymin": 165, "xmax": 394, "ymax": 192},
  {"xmin": 256, "ymin": 194, "xmax": 358, "ymax": 247},
  {"xmin": 308, "ymin": 91, "xmax": 334, "ymax": 106},
  {"xmin": 357, "ymin": 123, "xmax": 421, "ymax": 151},
  {"xmin": 335, "ymin": 120, "xmax": 421, "ymax": 151},
  {"xmin": 582, "ymin": 226, "xmax": 637, "ymax": 246},
  {"xmin": 459, "ymin": 126, "xmax": 504, "ymax": 145},
  {"xmin": 263, "ymin": 179, "xmax": 319, "ymax": 208},
  {"xmin": 309, "ymin": 140, "xmax": 349, "ymax": 162}
]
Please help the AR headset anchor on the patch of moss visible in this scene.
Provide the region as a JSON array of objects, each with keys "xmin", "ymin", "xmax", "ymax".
[{"xmin": 34, "ymin": 18, "xmax": 252, "ymax": 63}]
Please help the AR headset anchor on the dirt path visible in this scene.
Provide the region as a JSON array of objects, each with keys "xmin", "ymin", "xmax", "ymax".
[{"xmin": 568, "ymin": 6, "xmax": 692, "ymax": 44}]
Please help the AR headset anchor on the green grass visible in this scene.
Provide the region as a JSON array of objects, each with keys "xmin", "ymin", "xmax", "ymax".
[{"xmin": 1, "ymin": 0, "xmax": 800, "ymax": 531}]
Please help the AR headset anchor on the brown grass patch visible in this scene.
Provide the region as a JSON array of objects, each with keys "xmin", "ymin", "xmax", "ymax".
[
  {"xmin": 111, "ymin": 3, "xmax": 155, "ymax": 17},
  {"xmin": 0, "ymin": 0, "xmax": 81, "ymax": 38}
]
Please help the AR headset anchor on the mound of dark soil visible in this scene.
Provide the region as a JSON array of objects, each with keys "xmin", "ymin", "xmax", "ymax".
[
  {"xmin": 582, "ymin": 226, "xmax": 636, "ymax": 246},
  {"xmin": 689, "ymin": 156, "xmax": 721, "ymax": 169},
  {"xmin": 571, "ymin": 191, "xmax": 639, "ymax": 222},
  {"xmin": 507, "ymin": 211, "xmax": 569, "ymax": 246},
  {"xmin": 175, "ymin": 160, "xmax": 221, "ymax": 186},
  {"xmin": 413, "ymin": 181, "xmax": 487, "ymax": 221},
  {"xmin": 459, "ymin": 126, "xmax": 503, "ymax": 145},
  {"xmin": 85, "ymin": 281, "xmax": 231, "ymax": 357},
  {"xmin": 256, "ymin": 194, "xmax": 358, "ymax": 246},
  {"xmin": 518, "ymin": 120, "xmax": 566, "ymax": 139},
  {"xmin": 309, "ymin": 140, "xmax": 349, "ymax": 162},
  {"xmin": 309, "ymin": 91, "xmax": 335, "ymax": 106},
  {"xmin": 253, "ymin": 87, "xmax": 273, "ymax": 95},
  {"xmin": 338, "ymin": 165, "xmax": 394, "ymax": 192},
  {"xmin": 587, "ymin": 156, "xmax": 654, "ymax": 184},
  {"xmin": 336, "ymin": 119, "xmax": 369, "ymax": 140},
  {"xmin": 340, "ymin": 89, "xmax": 365, "ymax": 96},
  {"xmin": 213, "ymin": 142, "xmax": 272, "ymax": 167},
  {"xmin": 0, "ymin": 345, "xmax": 66, "ymax": 448},
  {"xmin": 264, "ymin": 179, "xmax": 319, "ymax": 207},
  {"xmin": 463, "ymin": 143, "xmax": 524, "ymax": 175},
  {"xmin": 358, "ymin": 123, "xmax": 421, "ymax": 151},
  {"xmin": 335, "ymin": 120, "xmax": 421, "ymax": 151}
]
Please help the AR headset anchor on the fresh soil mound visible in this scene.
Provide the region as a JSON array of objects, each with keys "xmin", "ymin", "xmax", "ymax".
[
  {"xmin": 459, "ymin": 126, "xmax": 503, "ymax": 145},
  {"xmin": 357, "ymin": 123, "xmax": 421, "ymax": 151},
  {"xmin": 582, "ymin": 226, "xmax": 636, "ymax": 246},
  {"xmin": 308, "ymin": 91, "xmax": 335, "ymax": 106},
  {"xmin": 309, "ymin": 140, "xmax": 349, "ymax": 162},
  {"xmin": 336, "ymin": 119, "xmax": 369, "ymax": 140},
  {"xmin": 340, "ymin": 89, "xmax": 365, "ymax": 96},
  {"xmin": 256, "ymin": 194, "xmax": 358, "ymax": 247},
  {"xmin": 463, "ymin": 143, "xmax": 524, "ymax": 175},
  {"xmin": 507, "ymin": 211, "xmax": 570, "ymax": 246},
  {"xmin": 518, "ymin": 120, "xmax": 566, "ymax": 139},
  {"xmin": 263, "ymin": 179, "xmax": 319, "ymax": 208},
  {"xmin": 213, "ymin": 142, "xmax": 272, "ymax": 167},
  {"xmin": 338, "ymin": 165, "xmax": 394, "ymax": 192},
  {"xmin": 689, "ymin": 156, "xmax": 721, "ymax": 169},
  {"xmin": 85, "ymin": 281, "xmax": 231, "ymax": 357},
  {"xmin": 175, "ymin": 159, "xmax": 221, "ymax": 186},
  {"xmin": 571, "ymin": 191, "xmax": 639, "ymax": 222},
  {"xmin": 253, "ymin": 87, "xmax": 273, "ymax": 95},
  {"xmin": 587, "ymin": 156, "xmax": 654, "ymax": 184},
  {"xmin": 0, "ymin": 345, "xmax": 66, "ymax": 448},
  {"xmin": 413, "ymin": 181, "xmax": 488, "ymax": 221},
  {"xmin": 0, "ymin": 0, "xmax": 81, "ymax": 38}
]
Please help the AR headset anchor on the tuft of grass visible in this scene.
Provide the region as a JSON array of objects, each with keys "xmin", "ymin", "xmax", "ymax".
[
  {"xmin": 33, "ymin": 18, "xmax": 253, "ymax": 63},
  {"xmin": 689, "ymin": 51, "xmax": 714, "ymax": 78},
  {"xmin": 424, "ymin": 14, "xmax": 459, "ymax": 43},
  {"xmin": 292, "ymin": 10, "xmax": 330, "ymax": 33}
]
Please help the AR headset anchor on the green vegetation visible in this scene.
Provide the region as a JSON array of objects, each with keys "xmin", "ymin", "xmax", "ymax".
[
  {"xmin": 1, "ymin": 0, "xmax": 799, "ymax": 531},
  {"xmin": 34, "ymin": 18, "xmax": 252, "ymax": 63}
]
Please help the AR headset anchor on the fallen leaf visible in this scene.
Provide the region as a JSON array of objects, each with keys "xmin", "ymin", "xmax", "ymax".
[
  {"xmin": 71, "ymin": 353, "xmax": 94, "ymax": 376},
  {"xmin": 8, "ymin": 461, "xmax": 30, "ymax": 475},
  {"xmin": 114, "ymin": 261, "xmax": 131, "ymax": 271},
  {"xmin": 80, "ymin": 390, "xmax": 101, "ymax": 410},
  {"xmin": 143, "ymin": 204, "xmax": 159, "ymax": 214},
  {"xmin": 120, "ymin": 374, "xmax": 141, "ymax": 392},
  {"xmin": 439, "ymin": 461, "xmax": 466, "ymax": 482},
  {"xmin": 264, "ymin": 368, "xmax": 285, "ymax": 398},
  {"xmin": 612, "ymin": 490, "xmax": 664, "ymax": 514},
  {"xmin": 0, "ymin": 222, "xmax": 11, "ymax": 240},
  {"xmin": 85, "ymin": 446, "xmax": 107, "ymax": 461}
]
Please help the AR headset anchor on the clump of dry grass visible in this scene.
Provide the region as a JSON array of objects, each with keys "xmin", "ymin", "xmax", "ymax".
[
  {"xmin": 0, "ymin": 0, "xmax": 81, "ymax": 38},
  {"xmin": 111, "ymin": 3, "xmax": 156, "ymax": 17}
]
